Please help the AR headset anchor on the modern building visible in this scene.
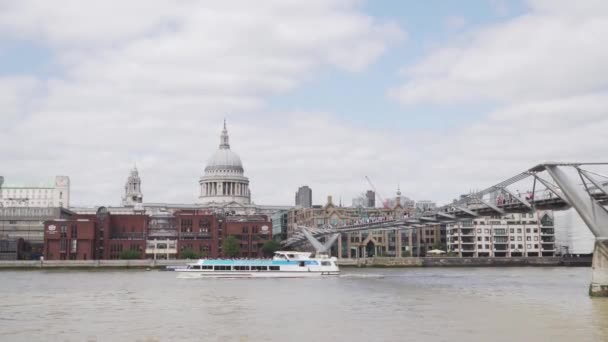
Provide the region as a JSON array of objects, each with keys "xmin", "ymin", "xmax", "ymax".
[
  {"xmin": 295, "ymin": 186, "xmax": 312, "ymax": 208},
  {"xmin": 271, "ymin": 210, "xmax": 288, "ymax": 241},
  {"xmin": 446, "ymin": 211, "xmax": 556, "ymax": 257},
  {"xmin": 554, "ymin": 208, "xmax": 595, "ymax": 256},
  {"xmin": 365, "ymin": 190, "xmax": 375, "ymax": 208},
  {"xmin": 122, "ymin": 166, "xmax": 143, "ymax": 207},
  {"xmin": 0, "ymin": 175, "xmax": 70, "ymax": 208},
  {"xmin": 0, "ymin": 206, "xmax": 73, "ymax": 259},
  {"xmin": 198, "ymin": 120, "xmax": 251, "ymax": 205},
  {"xmin": 352, "ymin": 190, "xmax": 376, "ymax": 208}
]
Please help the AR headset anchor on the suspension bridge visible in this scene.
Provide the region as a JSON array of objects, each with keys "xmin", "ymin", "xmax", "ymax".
[{"xmin": 283, "ymin": 162, "xmax": 608, "ymax": 296}]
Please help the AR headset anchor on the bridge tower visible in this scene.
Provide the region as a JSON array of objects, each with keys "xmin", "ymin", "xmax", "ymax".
[{"xmin": 543, "ymin": 164, "xmax": 608, "ymax": 296}]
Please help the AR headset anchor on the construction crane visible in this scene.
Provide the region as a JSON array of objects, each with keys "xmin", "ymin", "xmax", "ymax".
[{"xmin": 365, "ymin": 176, "xmax": 389, "ymax": 208}]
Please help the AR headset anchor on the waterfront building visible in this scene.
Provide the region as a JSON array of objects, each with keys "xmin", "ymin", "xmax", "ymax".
[
  {"xmin": 295, "ymin": 186, "xmax": 312, "ymax": 208},
  {"xmin": 286, "ymin": 193, "xmax": 440, "ymax": 258},
  {"xmin": 43, "ymin": 209, "xmax": 272, "ymax": 260},
  {"xmin": 121, "ymin": 166, "xmax": 143, "ymax": 207},
  {"xmin": 271, "ymin": 210, "xmax": 288, "ymax": 240},
  {"xmin": 0, "ymin": 206, "xmax": 73, "ymax": 259},
  {"xmin": 198, "ymin": 120, "xmax": 251, "ymax": 205},
  {"xmin": 446, "ymin": 211, "xmax": 556, "ymax": 257},
  {"xmin": 554, "ymin": 208, "xmax": 595, "ymax": 255},
  {"xmin": 0, "ymin": 175, "xmax": 70, "ymax": 208}
]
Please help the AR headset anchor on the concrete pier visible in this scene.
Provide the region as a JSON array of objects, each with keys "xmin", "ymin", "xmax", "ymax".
[{"xmin": 589, "ymin": 240, "xmax": 608, "ymax": 296}]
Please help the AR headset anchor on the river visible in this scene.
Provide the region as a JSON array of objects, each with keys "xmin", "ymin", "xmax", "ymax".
[{"xmin": 1, "ymin": 267, "xmax": 607, "ymax": 341}]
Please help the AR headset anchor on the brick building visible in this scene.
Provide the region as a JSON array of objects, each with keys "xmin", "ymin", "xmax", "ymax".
[
  {"xmin": 43, "ymin": 210, "xmax": 272, "ymax": 260},
  {"xmin": 44, "ymin": 218, "xmax": 96, "ymax": 260}
]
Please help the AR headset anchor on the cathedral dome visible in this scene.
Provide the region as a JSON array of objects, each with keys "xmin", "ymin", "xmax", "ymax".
[
  {"xmin": 205, "ymin": 148, "xmax": 243, "ymax": 173},
  {"xmin": 199, "ymin": 120, "xmax": 251, "ymax": 205}
]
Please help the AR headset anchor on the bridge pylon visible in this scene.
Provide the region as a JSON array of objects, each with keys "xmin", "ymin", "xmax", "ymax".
[{"xmin": 543, "ymin": 164, "xmax": 608, "ymax": 296}]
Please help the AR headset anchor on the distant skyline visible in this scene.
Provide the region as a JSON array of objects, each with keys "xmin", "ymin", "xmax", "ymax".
[{"xmin": 1, "ymin": 0, "xmax": 607, "ymax": 207}]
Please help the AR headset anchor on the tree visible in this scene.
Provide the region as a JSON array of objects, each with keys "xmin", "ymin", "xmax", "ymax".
[
  {"xmin": 262, "ymin": 240, "xmax": 281, "ymax": 257},
  {"xmin": 431, "ymin": 242, "xmax": 447, "ymax": 251},
  {"xmin": 180, "ymin": 248, "xmax": 201, "ymax": 259},
  {"xmin": 119, "ymin": 250, "xmax": 140, "ymax": 260},
  {"xmin": 222, "ymin": 235, "xmax": 240, "ymax": 257}
]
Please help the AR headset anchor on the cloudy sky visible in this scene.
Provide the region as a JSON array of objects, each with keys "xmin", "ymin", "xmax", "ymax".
[{"xmin": 1, "ymin": 0, "xmax": 607, "ymax": 207}]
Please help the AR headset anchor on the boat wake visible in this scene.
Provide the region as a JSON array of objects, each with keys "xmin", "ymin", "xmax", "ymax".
[{"xmin": 339, "ymin": 273, "xmax": 385, "ymax": 279}]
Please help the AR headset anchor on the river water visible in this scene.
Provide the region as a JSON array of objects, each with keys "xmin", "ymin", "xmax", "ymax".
[{"xmin": 1, "ymin": 267, "xmax": 607, "ymax": 342}]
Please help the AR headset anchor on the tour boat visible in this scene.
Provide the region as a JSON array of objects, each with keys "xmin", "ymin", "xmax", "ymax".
[{"xmin": 176, "ymin": 251, "xmax": 340, "ymax": 278}]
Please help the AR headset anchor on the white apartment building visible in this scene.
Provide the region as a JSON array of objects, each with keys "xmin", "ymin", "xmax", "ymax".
[
  {"xmin": 0, "ymin": 176, "xmax": 70, "ymax": 208},
  {"xmin": 447, "ymin": 211, "xmax": 556, "ymax": 257}
]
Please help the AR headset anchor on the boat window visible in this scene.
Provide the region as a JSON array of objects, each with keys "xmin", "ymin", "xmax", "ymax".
[
  {"xmin": 298, "ymin": 261, "xmax": 305, "ymax": 267},
  {"xmin": 287, "ymin": 254, "xmax": 295, "ymax": 258},
  {"xmin": 201, "ymin": 265, "xmax": 213, "ymax": 270},
  {"xmin": 213, "ymin": 265, "xmax": 232, "ymax": 271},
  {"xmin": 234, "ymin": 266, "xmax": 250, "ymax": 271},
  {"xmin": 321, "ymin": 261, "xmax": 331, "ymax": 266},
  {"xmin": 269, "ymin": 266, "xmax": 280, "ymax": 271},
  {"xmin": 251, "ymin": 266, "xmax": 268, "ymax": 271}
]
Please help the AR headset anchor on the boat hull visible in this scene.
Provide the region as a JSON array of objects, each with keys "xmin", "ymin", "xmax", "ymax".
[{"xmin": 176, "ymin": 270, "xmax": 340, "ymax": 279}]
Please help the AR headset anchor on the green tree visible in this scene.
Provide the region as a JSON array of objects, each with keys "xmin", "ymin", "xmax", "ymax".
[
  {"xmin": 119, "ymin": 250, "xmax": 140, "ymax": 260},
  {"xmin": 262, "ymin": 240, "xmax": 281, "ymax": 257},
  {"xmin": 431, "ymin": 242, "xmax": 447, "ymax": 251},
  {"xmin": 222, "ymin": 235, "xmax": 240, "ymax": 257},
  {"xmin": 180, "ymin": 248, "xmax": 201, "ymax": 259}
]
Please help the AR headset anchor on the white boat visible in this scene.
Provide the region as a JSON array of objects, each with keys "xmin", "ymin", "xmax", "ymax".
[{"xmin": 176, "ymin": 251, "xmax": 340, "ymax": 278}]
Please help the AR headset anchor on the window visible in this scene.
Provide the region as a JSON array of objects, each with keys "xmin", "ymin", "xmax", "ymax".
[
  {"xmin": 526, "ymin": 236, "xmax": 531, "ymax": 241},
  {"xmin": 251, "ymin": 266, "xmax": 268, "ymax": 271},
  {"xmin": 534, "ymin": 236, "xmax": 538, "ymax": 241},
  {"xmin": 517, "ymin": 237, "xmax": 522, "ymax": 241},
  {"xmin": 477, "ymin": 229, "xmax": 481, "ymax": 233},
  {"xmin": 527, "ymin": 244, "xmax": 532, "ymax": 249},
  {"xmin": 510, "ymin": 236, "xmax": 515, "ymax": 241},
  {"xmin": 484, "ymin": 229, "xmax": 489, "ymax": 234},
  {"xmin": 477, "ymin": 237, "xmax": 482, "ymax": 241},
  {"xmin": 485, "ymin": 237, "xmax": 489, "ymax": 241},
  {"xmin": 485, "ymin": 245, "xmax": 490, "ymax": 249},
  {"xmin": 534, "ymin": 244, "xmax": 538, "ymax": 249},
  {"xmin": 510, "ymin": 228, "xmax": 514, "ymax": 233},
  {"xmin": 269, "ymin": 266, "xmax": 280, "ymax": 271},
  {"xmin": 518, "ymin": 244, "xmax": 523, "ymax": 249},
  {"xmin": 71, "ymin": 225, "xmax": 77, "ymax": 238},
  {"xmin": 242, "ymin": 226, "xmax": 248, "ymax": 234},
  {"xmin": 213, "ymin": 265, "xmax": 232, "ymax": 271},
  {"xmin": 234, "ymin": 266, "xmax": 250, "ymax": 271},
  {"xmin": 478, "ymin": 244, "xmax": 482, "ymax": 249},
  {"xmin": 517, "ymin": 229, "xmax": 522, "ymax": 233},
  {"xmin": 526, "ymin": 228, "xmax": 531, "ymax": 233},
  {"xmin": 510, "ymin": 244, "xmax": 515, "ymax": 249},
  {"xmin": 202, "ymin": 265, "xmax": 213, "ymax": 270}
]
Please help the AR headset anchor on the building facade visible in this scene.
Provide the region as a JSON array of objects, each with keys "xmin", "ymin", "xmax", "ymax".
[
  {"xmin": 0, "ymin": 175, "xmax": 70, "ymax": 208},
  {"xmin": 43, "ymin": 210, "xmax": 272, "ymax": 260},
  {"xmin": 287, "ymin": 194, "xmax": 442, "ymax": 258},
  {"xmin": 295, "ymin": 186, "xmax": 312, "ymax": 208},
  {"xmin": 446, "ymin": 212, "xmax": 556, "ymax": 257}
]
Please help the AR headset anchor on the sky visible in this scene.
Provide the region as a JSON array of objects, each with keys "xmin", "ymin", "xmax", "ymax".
[{"xmin": 1, "ymin": 0, "xmax": 607, "ymax": 207}]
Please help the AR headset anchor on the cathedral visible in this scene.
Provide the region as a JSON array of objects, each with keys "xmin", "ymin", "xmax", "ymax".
[{"xmin": 198, "ymin": 120, "xmax": 251, "ymax": 205}]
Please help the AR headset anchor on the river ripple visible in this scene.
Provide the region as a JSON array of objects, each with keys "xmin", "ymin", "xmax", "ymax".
[{"xmin": 0, "ymin": 267, "xmax": 607, "ymax": 342}]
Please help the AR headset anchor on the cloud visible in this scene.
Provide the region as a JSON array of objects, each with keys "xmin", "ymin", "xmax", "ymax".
[
  {"xmin": 383, "ymin": 0, "xmax": 608, "ymax": 201},
  {"xmin": 0, "ymin": 0, "xmax": 405, "ymax": 206},
  {"xmin": 389, "ymin": 1, "xmax": 608, "ymax": 104}
]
